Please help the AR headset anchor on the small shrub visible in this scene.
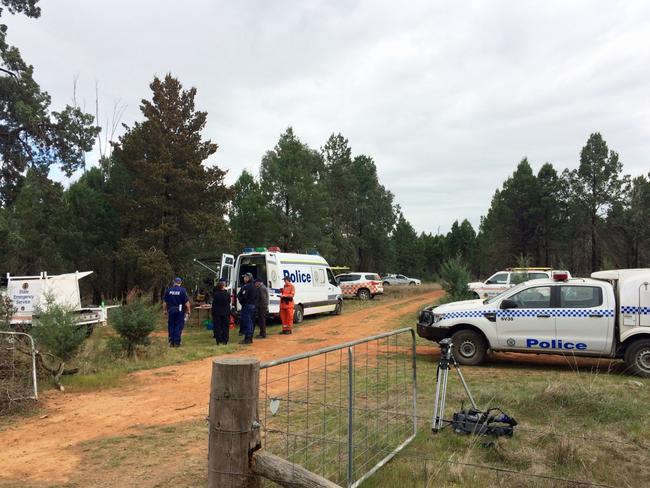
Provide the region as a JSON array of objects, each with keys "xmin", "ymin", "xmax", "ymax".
[
  {"xmin": 438, "ymin": 257, "xmax": 475, "ymax": 302},
  {"xmin": 31, "ymin": 295, "xmax": 88, "ymax": 390},
  {"xmin": 110, "ymin": 299, "xmax": 157, "ymax": 357},
  {"xmin": 32, "ymin": 298, "xmax": 87, "ymax": 364}
]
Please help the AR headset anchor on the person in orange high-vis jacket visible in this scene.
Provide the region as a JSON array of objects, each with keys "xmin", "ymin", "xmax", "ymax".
[{"xmin": 280, "ymin": 276, "xmax": 296, "ymax": 334}]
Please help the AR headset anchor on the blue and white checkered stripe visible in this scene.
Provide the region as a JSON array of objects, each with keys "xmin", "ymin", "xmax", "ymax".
[
  {"xmin": 621, "ymin": 306, "xmax": 650, "ymax": 315},
  {"xmin": 442, "ymin": 309, "xmax": 615, "ymax": 320},
  {"xmin": 442, "ymin": 310, "xmax": 486, "ymax": 319}
]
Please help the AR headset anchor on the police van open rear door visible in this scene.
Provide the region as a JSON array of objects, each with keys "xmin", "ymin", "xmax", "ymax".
[{"xmin": 220, "ymin": 254, "xmax": 235, "ymax": 288}]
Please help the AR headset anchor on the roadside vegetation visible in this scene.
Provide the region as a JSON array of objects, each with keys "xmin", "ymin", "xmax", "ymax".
[{"xmin": 19, "ymin": 284, "xmax": 438, "ymax": 394}]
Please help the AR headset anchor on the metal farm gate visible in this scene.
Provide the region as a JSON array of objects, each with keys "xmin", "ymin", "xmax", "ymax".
[{"xmin": 258, "ymin": 328, "xmax": 417, "ymax": 487}]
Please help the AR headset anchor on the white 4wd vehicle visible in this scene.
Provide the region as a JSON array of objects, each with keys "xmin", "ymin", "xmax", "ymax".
[
  {"xmin": 382, "ymin": 274, "xmax": 421, "ymax": 286},
  {"xmin": 417, "ymin": 269, "xmax": 650, "ymax": 377},
  {"xmin": 468, "ymin": 268, "xmax": 558, "ymax": 300}
]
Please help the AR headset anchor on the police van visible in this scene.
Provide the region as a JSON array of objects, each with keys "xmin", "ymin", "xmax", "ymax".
[
  {"xmin": 220, "ymin": 247, "xmax": 343, "ymax": 323},
  {"xmin": 417, "ymin": 269, "xmax": 650, "ymax": 377}
]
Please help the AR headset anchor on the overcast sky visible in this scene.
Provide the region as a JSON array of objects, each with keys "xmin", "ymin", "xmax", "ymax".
[{"xmin": 6, "ymin": 0, "xmax": 650, "ymax": 233}]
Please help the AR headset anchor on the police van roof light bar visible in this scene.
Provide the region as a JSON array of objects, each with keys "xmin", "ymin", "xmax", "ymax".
[
  {"xmin": 268, "ymin": 246, "xmax": 281, "ymax": 252},
  {"xmin": 242, "ymin": 247, "xmax": 255, "ymax": 253}
]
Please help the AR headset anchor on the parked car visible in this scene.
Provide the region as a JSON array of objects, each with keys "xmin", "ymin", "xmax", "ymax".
[
  {"xmin": 382, "ymin": 274, "xmax": 421, "ymax": 286},
  {"xmin": 467, "ymin": 267, "xmax": 570, "ymax": 300},
  {"xmin": 336, "ymin": 273, "xmax": 384, "ymax": 300}
]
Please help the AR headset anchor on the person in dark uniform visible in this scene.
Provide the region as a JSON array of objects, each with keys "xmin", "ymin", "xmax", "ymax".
[
  {"xmin": 237, "ymin": 272, "xmax": 257, "ymax": 344},
  {"xmin": 212, "ymin": 279, "xmax": 230, "ymax": 345},
  {"xmin": 163, "ymin": 277, "xmax": 191, "ymax": 347},
  {"xmin": 254, "ymin": 278, "xmax": 268, "ymax": 338}
]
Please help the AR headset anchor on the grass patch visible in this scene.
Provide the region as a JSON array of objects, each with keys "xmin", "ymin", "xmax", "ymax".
[
  {"xmin": 54, "ymin": 320, "xmax": 240, "ymax": 392},
  {"xmin": 362, "ymin": 350, "xmax": 650, "ymax": 487}
]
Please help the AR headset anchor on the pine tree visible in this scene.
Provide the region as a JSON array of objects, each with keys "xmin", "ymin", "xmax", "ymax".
[
  {"xmin": 569, "ymin": 133, "xmax": 625, "ymax": 272},
  {"xmin": 229, "ymin": 170, "xmax": 274, "ymax": 250},
  {"xmin": 259, "ymin": 128, "xmax": 328, "ymax": 253},
  {"xmin": 110, "ymin": 74, "xmax": 229, "ymax": 295},
  {"xmin": 0, "ymin": 0, "xmax": 99, "ymax": 205},
  {"xmin": 322, "ymin": 133, "xmax": 357, "ymax": 264},
  {"xmin": 349, "ymin": 154, "xmax": 396, "ymax": 271}
]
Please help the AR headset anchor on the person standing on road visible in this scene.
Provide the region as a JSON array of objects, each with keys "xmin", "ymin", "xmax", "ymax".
[
  {"xmin": 211, "ymin": 279, "xmax": 230, "ymax": 345},
  {"xmin": 254, "ymin": 278, "xmax": 268, "ymax": 338},
  {"xmin": 280, "ymin": 275, "xmax": 295, "ymax": 335},
  {"xmin": 163, "ymin": 277, "xmax": 191, "ymax": 347},
  {"xmin": 237, "ymin": 273, "xmax": 257, "ymax": 344}
]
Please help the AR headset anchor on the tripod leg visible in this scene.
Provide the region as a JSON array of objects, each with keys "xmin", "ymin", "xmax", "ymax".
[
  {"xmin": 431, "ymin": 366, "xmax": 443, "ymax": 431},
  {"xmin": 454, "ymin": 364, "xmax": 478, "ymax": 410},
  {"xmin": 437, "ymin": 368, "xmax": 449, "ymax": 430}
]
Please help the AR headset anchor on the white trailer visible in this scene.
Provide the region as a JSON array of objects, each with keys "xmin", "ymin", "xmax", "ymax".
[{"xmin": 6, "ymin": 271, "xmax": 108, "ymax": 327}]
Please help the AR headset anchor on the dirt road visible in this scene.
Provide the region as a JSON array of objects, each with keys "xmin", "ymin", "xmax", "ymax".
[{"xmin": 1, "ymin": 290, "xmax": 442, "ymax": 485}]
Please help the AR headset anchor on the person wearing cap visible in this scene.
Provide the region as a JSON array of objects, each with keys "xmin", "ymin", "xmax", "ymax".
[
  {"xmin": 211, "ymin": 279, "xmax": 230, "ymax": 345},
  {"xmin": 163, "ymin": 277, "xmax": 191, "ymax": 347},
  {"xmin": 280, "ymin": 276, "xmax": 295, "ymax": 334},
  {"xmin": 254, "ymin": 278, "xmax": 268, "ymax": 338},
  {"xmin": 236, "ymin": 273, "xmax": 257, "ymax": 344}
]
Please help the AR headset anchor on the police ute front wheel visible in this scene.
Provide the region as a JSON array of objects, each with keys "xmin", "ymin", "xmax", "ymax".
[
  {"xmin": 332, "ymin": 300, "xmax": 342, "ymax": 315},
  {"xmin": 625, "ymin": 340, "xmax": 650, "ymax": 378},
  {"xmin": 450, "ymin": 330, "xmax": 487, "ymax": 366},
  {"xmin": 293, "ymin": 305, "xmax": 304, "ymax": 324}
]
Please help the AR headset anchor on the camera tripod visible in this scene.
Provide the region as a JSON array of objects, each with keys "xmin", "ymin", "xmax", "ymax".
[{"xmin": 431, "ymin": 338, "xmax": 478, "ymax": 433}]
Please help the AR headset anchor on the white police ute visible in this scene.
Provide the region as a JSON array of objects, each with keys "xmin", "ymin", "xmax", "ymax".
[
  {"xmin": 220, "ymin": 247, "xmax": 343, "ymax": 323},
  {"xmin": 417, "ymin": 269, "xmax": 650, "ymax": 377}
]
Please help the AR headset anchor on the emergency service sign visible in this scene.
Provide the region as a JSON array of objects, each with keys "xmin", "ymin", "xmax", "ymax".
[{"xmin": 9, "ymin": 280, "xmax": 42, "ymax": 313}]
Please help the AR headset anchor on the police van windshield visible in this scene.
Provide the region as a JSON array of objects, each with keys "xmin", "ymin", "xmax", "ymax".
[
  {"xmin": 483, "ymin": 282, "xmax": 529, "ymax": 305},
  {"xmin": 238, "ymin": 255, "xmax": 267, "ymax": 287}
]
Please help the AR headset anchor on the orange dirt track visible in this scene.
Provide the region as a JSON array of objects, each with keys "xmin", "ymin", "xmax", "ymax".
[{"xmin": 0, "ymin": 290, "xmax": 442, "ymax": 485}]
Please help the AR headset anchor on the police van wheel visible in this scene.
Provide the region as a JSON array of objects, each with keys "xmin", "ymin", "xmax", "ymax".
[
  {"xmin": 451, "ymin": 330, "xmax": 487, "ymax": 366},
  {"xmin": 625, "ymin": 340, "xmax": 650, "ymax": 378},
  {"xmin": 383, "ymin": 282, "xmax": 390, "ymax": 286},
  {"xmin": 293, "ymin": 305, "xmax": 304, "ymax": 324},
  {"xmin": 357, "ymin": 288, "xmax": 371, "ymax": 301}
]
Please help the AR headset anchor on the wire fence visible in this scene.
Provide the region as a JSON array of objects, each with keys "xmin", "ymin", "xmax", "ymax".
[
  {"xmin": 0, "ymin": 331, "xmax": 38, "ymax": 415},
  {"xmin": 258, "ymin": 327, "xmax": 417, "ymax": 488}
]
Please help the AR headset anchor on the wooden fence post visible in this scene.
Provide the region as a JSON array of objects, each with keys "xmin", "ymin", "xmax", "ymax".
[{"xmin": 208, "ymin": 357, "xmax": 261, "ymax": 488}]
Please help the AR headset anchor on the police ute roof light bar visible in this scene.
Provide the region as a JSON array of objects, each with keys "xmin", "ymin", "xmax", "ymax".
[
  {"xmin": 552, "ymin": 271, "xmax": 569, "ymax": 281},
  {"xmin": 268, "ymin": 246, "xmax": 281, "ymax": 252},
  {"xmin": 242, "ymin": 247, "xmax": 255, "ymax": 253}
]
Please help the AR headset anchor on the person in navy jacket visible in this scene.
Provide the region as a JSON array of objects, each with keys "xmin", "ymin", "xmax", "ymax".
[
  {"xmin": 163, "ymin": 277, "xmax": 191, "ymax": 347},
  {"xmin": 237, "ymin": 273, "xmax": 257, "ymax": 344}
]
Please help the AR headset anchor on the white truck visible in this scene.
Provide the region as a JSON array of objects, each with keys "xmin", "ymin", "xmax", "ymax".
[
  {"xmin": 467, "ymin": 267, "xmax": 557, "ymax": 300},
  {"xmin": 220, "ymin": 247, "xmax": 343, "ymax": 323},
  {"xmin": 4, "ymin": 271, "xmax": 108, "ymax": 329},
  {"xmin": 417, "ymin": 269, "xmax": 650, "ymax": 377}
]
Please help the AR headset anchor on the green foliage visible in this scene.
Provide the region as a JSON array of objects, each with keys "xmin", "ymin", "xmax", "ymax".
[
  {"xmin": 110, "ymin": 74, "xmax": 230, "ymax": 294},
  {"xmin": 391, "ymin": 213, "xmax": 423, "ymax": 277},
  {"xmin": 259, "ymin": 127, "xmax": 329, "ymax": 252},
  {"xmin": 110, "ymin": 300, "xmax": 158, "ymax": 356},
  {"xmin": 2, "ymin": 168, "xmax": 71, "ymax": 274},
  {"xmin": 0, "ymin": 294, "xmax": 14, "ymax": 331},
  {"xmin": 438, "ymin": 257, "xmax": 474, "ymax": 302},
  {"xmin": 0, "ymin": 0, "xmax": 99, "ymax": 205},
  {"xmin": 31, "ymin": 296, "xmax": 87, "ymax": 363},
  {"xmin": 229, "ymin": 170, "xmax": 275, "ymax": 249}
]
